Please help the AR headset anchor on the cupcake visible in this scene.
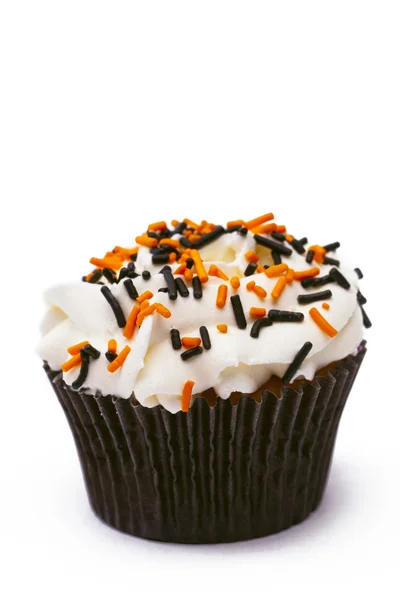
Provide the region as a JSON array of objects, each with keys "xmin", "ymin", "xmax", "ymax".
[{"xmin": 38, "ymin": 214, "xmax": 370, "ymax": 543}]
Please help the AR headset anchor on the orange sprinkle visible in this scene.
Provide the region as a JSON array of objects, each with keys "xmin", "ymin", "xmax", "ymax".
[
  {"xmin": 61, "ymin": 354, "xmax": 82, "ymax": 372},
  {"xmin": 230, "ymin": 276, "xmax": 241, "ymax": 289},
  {"xmin": 265, "ymin": 263, "xmax": 288, "ymax": 278},
  {"xmin": 85, "ymin": 271, "xmax": 96, "ymax": 282},
  {"xmin": 216, "ymin": 284, "xmax": 228, "ymax": 308},
  {"xmin": 307, "ymin": 245, "xmax": 327, "ymax": 264},
  {"xmin": 286, "ymin": 268, "xmax": 295, "ymax": 284},
  {"xmin": 252, "ymin": 223, "xmax": 277, "ymax": 235},
  {"xmin": 208, "ymin": 264, "xmax": 229, "ymax": 281},
  {"xmin": 174, "ymin": 263, "xmax": 187, "ymax": 275},
  {"xmin": 322, "ymin": 302, "xmax": 330, "ymax": 311},
  {"xmin": 90, "ymin": 257, "xmax": 123, "ymax": 270},
  {"xmin": 227, "ymin": 219, "xmax": 244, "ymax": 228},
  {"xmin": 252, "ymin": 285, "xmax": 267, "ymax": 299},
  {"xmin": 154, "ymin": 303, "xmax": 172, "ymax": 318},
  {"xmin": 256, "ymin": 265, "xmax": 266, "ymax": 273},
  {"xmin": 169, "ymin": 252, "xmax": 177, "ymax": 264},
  {"xmin": 182, "ymin": 380, "xmax": 195, "ymax": 412},
  {"xmin": 148, "ymin": 220, "xmax": 167, "ymax": 231},
  {"xmin": 159, "ymin": 238, "xmax": 180, "ymax": 248},
  {"xmin": 191, "ymin": 249, "xmax": 209, "ymax": 283},
  {"xmin": 216, "ymin": 324, "xmax": 228, "ymax": 333},
  {"xmin": 293, "ymin": 267, "xmax": 320, "ymax": 281},
  {"xmin": 245, "ymin": 213, "xmax": 274, "ymax": 230},
  {"xmin": 275, "ymin": 225, "xmax": 287, "ymax": 233},
  {"xmin": 184, "ymin": 218, "xmax": 200, "ymax": 230},
  {"xmin": 136, "ymin": 290, "xmax": 154, "ymax": 304},
  {"xmin": 286, "ymin": 234, "xmax": 294, "ymax": 243},
  {"xmin": 140, "ymin": 300, "xmax": 150, "ymax": 311},
  {"xmin": 309, "ymin": 307, "xmax": 338, "ymax": 337},
  {"xmin": 271, "ymin": 277, "xmax": 287, "ymax": 300},
  {"xmin": 67, "ymin": 341, "xmax": 89, "ymax": 355},
  {"xmin": 123, "ymin": 305, "xmax": 141, "ymax": 339},
  {"xmin": 184, "ymin": 269, "xmax": 193, "ymax": 282},
  {"xmin": 181, "ymin": 337, "xmax": 202, "ymax": 349},
  {"xmin": 171, "ymin": 219, "xmax": 180, "ymax": 227},
  {"xmin": 136, "ymin": 304, "xmax": 157, "ymax": 326},
  {"xmin": 113, "ymin": 246, "xmax": 139, "ymax": 256},
  {"xmin": 108, "ymin": 345, "xmax": 131, "ymax": 373},
  {"xmin": 135, "ymin": 235, "xmax": 159, "ymax": 248},
  {"xmin": 189, "ymin": 234, "xmax": 201, "ymax": 242},
  {"xmin": 246, "ymin": 280, "xmax": 256, "ymax": 291},
  {"xmin": 245, "ymin": 250, "xmax": 260, "ymax": 263},
  {"xmin": 108, "ymin": 339, "xmax": 117, "ymax": 353},
  {"xmin": 249, "ymin": 307, "xmax": 266, "ymax": 318}
]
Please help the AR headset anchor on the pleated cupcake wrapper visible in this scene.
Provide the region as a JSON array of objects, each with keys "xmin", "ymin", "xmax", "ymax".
[{"xmin": 45, "ymin": 346, "xmax": 366, "ymax": 544}]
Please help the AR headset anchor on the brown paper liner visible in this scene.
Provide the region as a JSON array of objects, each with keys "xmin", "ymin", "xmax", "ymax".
[{"xmin": 44, "ymin": 345, "xmax": 366, "ymax": 543}]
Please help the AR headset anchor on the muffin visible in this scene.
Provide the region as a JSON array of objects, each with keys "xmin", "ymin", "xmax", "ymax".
[{"xmin": 38, "ymin": 214, "xmax": 370, "ymax": 543}]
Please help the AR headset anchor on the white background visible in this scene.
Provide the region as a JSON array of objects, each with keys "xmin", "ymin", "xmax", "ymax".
[{"xmin": 1, "ymin": 1, "xmax": 399, "ymax": 598}]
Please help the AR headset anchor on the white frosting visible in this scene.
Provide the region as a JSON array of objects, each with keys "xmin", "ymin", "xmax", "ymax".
[{"xmin": 38, "ymin": 224, "xmax": 365, "ymax": 413}]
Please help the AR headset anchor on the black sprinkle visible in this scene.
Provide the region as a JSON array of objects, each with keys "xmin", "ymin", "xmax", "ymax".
[
  {"xmin": 159, "ymin": 244, "xmax": 177, "ymax": 253},
  {"xmin": 244, "ymin": 262, "xmax": 258, "ymax": 277},
  {"xmin": 268, "ymin": 310, "xmax": 304, "ymax": 323},
  {"xmin": 357, "ymin": 290, "xmax": 367, "ymax": 306},
  {"xmin": 282, "ymin": 342, "xmax": 313, "ymax": 384},
  {"xmin": 150, "ymin": 247, "xmax": 165, "ymax": 255},
  {"xmin": 301, "ymin": 275, "xmax": 334, "ymax": 289},
  {"xmin": 105, "ymin": 351, "xmax": 118, "ymax": 363},
  {"xmin": 298, "ymin": 237, "xmax": 308, "ymax": 245},
  {"xmin": 250, "ymin": 317, "xmax": 273, "ymax": 338},
  {"xmin": 181, "ymin": 346, "xmax": 203, "ymax": 361},
  {"xmin": 297, "ymin": 290, "xmax": 333, "ymax": 305},
  {"xmin": 142, "ymin": 270, "xmax": 151, "ymax": 281},
  {"xmin": 192, "ymin": 276, "xmax": 203, "ymax": 299},
  {"xmin": 289, "ymin": 238, "xmax": 306, "ymax": 255},
  {"xmin": 71, "ymin": 351, "xmax": 90, "ymax": 389},
  {"xmin": 117, "ymin": 267, "xmax": 128, "ymax": 283},
  {"xmin": 231, "ymin": 295, "xmax": 247, "ymax": 329},
  {"xmin": 355, "ymin": 268, "xmax": 364, "ymax": 279},
  {"xmin": 152, "ymin": 253, "xmax": 170, "ymax": 265},
  {"xmin": 186, "ymin": 258, "xmax": 194, "ymax": 269},
  {"xmin": 179, "ymin": 237, "xmax": 192, "ymax": 248},
  {"xmin": 172, "ymin": 222, "xmax": 187, "ymax": 235},
  {"xmin": 176, "ymin": 277, "xmax": 190, "ymax": 297},
  {"xmin": 163, "ymin": 268, "xmax": 178, "ymax": 301},
  {"xmin": 305, "ymin": 250, "xmax": 315, "ymax": 264},
  {"xmin": 147, "ymin": 231, "xmax": 158, "ymax": 238},
  {"xmin": 272, "ymin": 251, "xmax": 282, "ymax": 265},
  {"xmin": 324, "ymin": 242, "xmax": 341, "ymax": 252},
  {"xmin": 271, "ymin": 231, "xmax": 286, "ymax": 242},
  {"xmin": 225, "ymin": 225, "xmax": 242, "ymax": 233},
  {"xmin": 361, "ymin": 306, "xmax": 372, "ymax": 328},
  {"xmin": 130, "ymin": 252, "xmax": 138, "ymax": 262},
  {"xmin": 170, "ymin": 329, "xmax": 182, "ymax": 350},
  {"xmin": 127, "ymin": 270, "xmax": 140, "ymax": 279},
  {"xmin": 124, "ymin": 279, "xmax": 138, "ymax": 300},
  {"xmin": 329, "ymin": 267, "xmax": 350, "ymax": 290},
  {"xmin": 100, "ymin": 286, "xmax": 126, "ymax": 327},
  {"xmin": 239, "ymin": 227, "xmax": 248, "ymax": 236},
  {"xmin": 323, "ymin": 257, "xmax": 340, "ymax": 267},
  {"xmin": 83, "ymin": 344, "xmax": 101, "ymax": 359},
  {"xmin": 191, "ymin": 225, "xmax": 225, "ymax": 249},
  {"xmin": 200, "ymin": 325, "xmax": 211, "ymax": 350},
  {"xmin": 263, "ymin": 264, "xmax": 271, "ymax": 270},
  {"xmin": 85, "ymin": 269, "xmax": 102, "ymax": 284},
  {"xmin": 102, "ymin": 268, "xmax": 118, "ymax": 284},
  {"xmin": 158, "ymin": 287, "xmax": 168, "ymax": 293},
  {"xmin": 253, "ymin": 234, "xmax": 293, "ymax": 256},
  {"xmin": 127, "ymin": 261, "xmax": 136, "ymax": 272},
  {"xmin": 159, "ymin": 265, "xmax": 172, "ymax": 273}
]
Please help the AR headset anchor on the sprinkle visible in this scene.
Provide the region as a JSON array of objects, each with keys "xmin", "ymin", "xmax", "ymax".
[
  {"xmin": 245, "ymin": 250, "xmax": 260, "ymax": 263},
  {"xmin": 286, "ymin": 234, "xmax": 294, "ymax": 243},
  {"xmin": 252, "ymin": 284, "xmax": 267, "ymax": 299},
  {"xmin": 355, "ymin": 268, "xmax": 364, "ymax": 279},
  {"xmin": 293, "ymin": 267, "xmax": 320, "ymax": 281},
  {"xmin": 245, "ymin": 213, "xmax": 274, "ymax": 229},
  {"xmin": 282, "ymin": 342, "xmax": 313, "ymax": 384},
  {"xmin": 186, "ymin": 258, "xmax": 194, "ymax": 269},
  {"xmin": 227, "ymin": 219, "xmax": 244, "ymax": 228},
  {"xmin": 275, "ymin": 225, "xmax": 287, "ymax": 233},
  {"xmin": 253, "ymin": 234, "xmax": 292, "ymax": 256},
  {"xmin": 217, "ymin": 324, "xmax": 228, "ymax": 333},
  {"xmin": 244, "ymin": 262, "xmax": 258, "ymax": 277},
  {"xmin": 307, "ymin": 245, "xmax": 327, "ymax": 264},
  {"xmin": 297, "ymin": 290, "xmax": 333, "ymax": 305},
  {"xmin": 209, "ymin": 265, "xmax": 229, "ymax": 281},
  {"xmin": 181, "ymin": 346, "xmax": 203, "ymax": 361},
  {"xmin": 231, "ymin": 295, "xmax": 247, "ymax": 329},
  {"xmin": 176, "ymin": 277, "xmax": 190, "ymax": 297},
  {"xmin": 123, "ymin": 305, "xmax": 141, "ymax": 339},
  {"xmin": 61, "ymin": 354, "xmax": 82, "ymax": 372},
  {"xmin": 286, "ymin": 269, "xmax": 295, "ymax": 283},
  {"xmin": 158, "ymin": 287, "xmax": 168, "ymax": 293},
  {"xmin": 357, "ymin": 290, "xmax": 367, "ymax": 306},
  {"xmin": 271, "ymin": 231, "xmax": 286, "ymax": 242},
  {"xmin": 289, "ymin": 238, "xmax": 306, "ymax": 255},
  {"xmin": 256, "ymin": 265, "xmax": 266, "ymax": 273},
  {"xmin": 192, "ymin": 276, "xmax": 203, "ymax": 299},
  {"xmin": 71, "ymin": 351, "xmax": 90, "ymax": 389},
  {"xmin": 361, "ymin": 306, "xmax": 372, "ymax": 328},
  {"xmin": 117, "ymin": 267, "xmax": 128, "ymax": 283},
  {"xmin": 253, "ymin": 222, "xmax": 277, "ymax": 235},
  {"xmin": 82, "ymin": 344, "xmax": 101, "ymax": 359},
  {"xmin": 130, "ymin": 252, "xmax": 138, "ymax": 262},
  {"xmin": 246, "ymin": 280, "xmax": 256, "ymax": 291},
  {"xmin": 108, "ymin": 339, "xmax": 117, "ymax": 353},
  {"xmin": 124, "ymin": 279, "xmax": 138, "ymax": 300},
  {"xmin": 180, "ymin": 237, "xmax": 192, "ymax": 248},
  {"xmin": 250, "ymin": 317, "xmax": 273, "ymax": 338},
  {"xmin": 323, "ymin": 257, "xmax": 340, "ymax": 267},
  {"xmin": 154, "ymin": 303, "xmax": 171, "ymax": 318},
  {"xmin": 249, "ymin": 307, "xmax": 266, "ymax": 318},
  {"xmin": 268, "ymin": 310, "xmax": 304, "ymax": 323},
  {"xmin": 322, "ymin": 303, "xmax": 330, "ymax": 310},
  {"xmin": 68, "ymin": 341, "xmax": 89, "ymax": 355},
  {"xmin": 170, "ymin": 329, "xmax": 182, "ymax": 350},
  {"xmin": 172, "ymin": 222, "xmax": 186, "ymax": 234},
  {"xmin": 216, "ymin": 284, "xmax": 228, "ymax": 308},
  {"xmin": 183, "ymin": 218, "xmax": 200, "ymax": 230},
  {"xmin": 181, "ymin": 337, "xmax": 202, "ymax": 349},
  {"xmin": 114, "ymin": 245, "xmax": 139, "ymax": 257},
  {"xmin": 136, "ymin": 290, "xmax": 153, "ymax": 304},
  {"xmin": 298, "ymin": 237, "xmax": 308, "ymax": 245},
  {"xmin": 305, "ymin": 250, "xmax": 315, "ymax": 264},
  {"xmin": 147, "ymin": 231, "xmax": 158, "ymax": 238},
  {"xmin": 105, "ymin": 351, "xmax": 118, "ymax": 363},
  {"xmin": 184, "ymin": 269, "xmax": 193, "ymax": 282},
  {"xmin": 191, "ymin": 226, "xmax": 225, "ymax": 249},
  {"xmin": 199, "ymin": 326, "xmax": 211, "ymax": 350},
  {"xmin": 90, "ymin": 257, "xmax": 123, "ymax": 271},
  {"xmin": 100, "ymin": 286, "xmax": 126, "ymax": 328},
  {"xmin": 148, "ymin": 220, "xmax": 167, "ymax": 231},
  {"xmin": 135, "ymin": 235, "xmax": 158, "ymax": 248},
  {"xmin": 265, "ymin": 263, "xmax": 288, "ymax": 278},
  {"xmin": 84, "ymin": 269, "xmax": 102, "ymax": 284},
  {"xmin": 309, "ymin": 307, "xmax": 338, "ymax": 337},
  {"xmin": 189, "ymin": 234, "xmax": 201, "ymax": 243},
  {"xmin": 271, "ymin": 277, "xmax": 287, "ymax": 300},
  {"xmin": 230, "ymin": 276, "xmax": 240, "ymax": 289},
  {"xmin": 152, "ymin": 253, "xmax": 170, "ymax": 265},
  {"xmin": 142, "ymin": 270, "xmax": 151, "ymax": 281},
  {"xmin": 301, "ymin": 275, "xmax": 334, "ymax": 289},
  {"xmin": 174, "ymin": 263, "xmax": 186, "ymax": 275},
  {"xmin": 272, "ymin": 251, "xmax": 282, "ymax": 265},
  {"xmin": 108, "ymin": 345, "xmax": 131, "ymax": 373},
  {"xmin": 324, "ymin": 242, "xmax": 340, "ymax": 252},
  {"xmin": 182, "ymin": 380, "xmax": 195, "ymax": 412},
  {"xmin": 329, "ymin": 267, "xmax": 350, "ymax": 290},
  {"xmin": 162, "ymin": 268, "xmax": 178, "ymax": 301},
  {"xmin": 137, "ymin": 304, "xmax": 157, "ymax": 326},
  {"xmin": 191, "ymin": 249, "xmax": 209, "ymax": 283},
  {"xmin": 239, "ymin": 227, "xmax": 248, "ymax": 236},
  {"xmin": 102, "ymin": 268, "xmax": 118, "ymax": 284}
]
